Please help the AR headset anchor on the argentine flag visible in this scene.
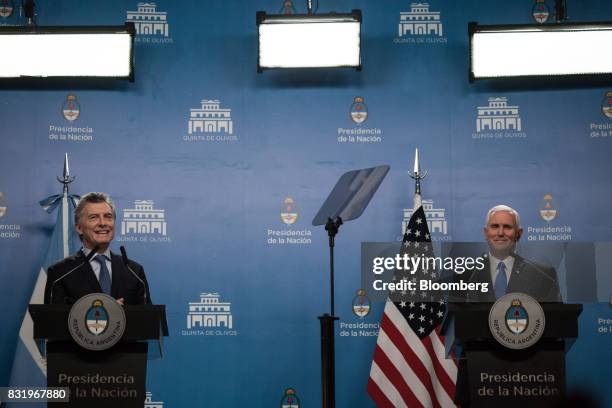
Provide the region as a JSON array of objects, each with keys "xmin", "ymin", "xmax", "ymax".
[{"xmin": 6, "ymin": 190, "xmax": 79, "ymax": 406}]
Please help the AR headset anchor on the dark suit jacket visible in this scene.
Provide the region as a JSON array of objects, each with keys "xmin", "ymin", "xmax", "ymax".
[
  {"xmin": 44, "ymin": 250, "xmax": 152, "ymax": 305},
  {"xmin": 464, "ymin": 253, "xmax": 562, "ymax": 303}
]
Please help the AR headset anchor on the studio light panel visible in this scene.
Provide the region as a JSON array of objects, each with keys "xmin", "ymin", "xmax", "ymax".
[
  {"xmin": 0, "ymin": 25, "xmax": 134, "ymax": 79},
  {"xmin": 470, "ymin": 23, "xmax": 612, "ymax": 80},
  {"xmin": 257, "ymin": 12, "xmax": 362, "ymax": 70}
]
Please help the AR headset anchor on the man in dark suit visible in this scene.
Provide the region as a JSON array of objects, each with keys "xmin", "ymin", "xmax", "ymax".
[
  {"xmin": 467, "ymin": 204, "xmax": 561, "ymax": 303},
  {"xmin": 453, "ymin": 205, "xmax": 561, "ymax": 407},
  {"xmin": 44, "ymin": 192, "xmax": 151, "ymax": 305}
]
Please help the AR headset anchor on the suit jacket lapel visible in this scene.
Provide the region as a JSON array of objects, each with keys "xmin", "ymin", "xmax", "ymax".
[
  {"xmin": 77, "ymin": 249, "xmax": 103, "ymax": 292},
  {"xmin": 480, "ymin": 256, "xmax": 494, "ymax": 286},
  {"xmin": 507, "ymin": 255, "xmax": 527, "ymax": 294},
  {"xmin": 468, "ymin": 253, "xmax": 531, "ymax": 300},
  {"xmin": 110, "ymin": 252, "xmax": 124, "ymax": 299}
]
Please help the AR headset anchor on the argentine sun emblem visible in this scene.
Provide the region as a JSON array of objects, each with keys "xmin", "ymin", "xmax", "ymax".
[
  {"xmin": 68, "ymin": 293, "xmax": 126, "ymax": 350},
  {"xmin": 62, "ymin": 95, "xmax": 80, "ymax": 122},
  {"xmin": 280, "ymin": 197, "xmax": 298, "ymax": 225},
  {"xmin": 350, "ymin": 97, "xmax": 368, "ymax": 124},
  {"xmin": 352, "ymin": 289, "xmax": 371, "ymax": 318},
  {"xmin": 0, "ymin": 0, "xmax": 14, "ymax": 18},
  {"xmin": 280, "ymin": 388, "xmax": 300, "ymax": 408},
  {"xmin": 601, "ymin": 91, "xmax": 612, "ymax": 119},
  {"xmin": 532, "ymin": 0, "xmax": 549, "ymax": 23},
  {"xmin": 86, "ymin": 299, "xmax": 109, "ymax": 335},
  {"xmin": 539, "ymin": 194, "xmax": 557, "ymax": 222},
  {"xmin": 0, "ymin": 192, "xmax": 6, "ymax": 217},
  {"xmin": 279, "ymin": 0, "xmax": 296, "ymax": 14},
  {"xmin": 505, "ymin": 299, "xmax": 528, "ymax": 334},
  {"xmin": 489, "ymin": 293, "xmax": 545, "ymax": 349}
]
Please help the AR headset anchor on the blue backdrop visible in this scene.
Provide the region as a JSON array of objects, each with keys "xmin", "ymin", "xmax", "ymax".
[{"xmin": 1, "ymin": 0, "xmax": 612, "ymax": 406}]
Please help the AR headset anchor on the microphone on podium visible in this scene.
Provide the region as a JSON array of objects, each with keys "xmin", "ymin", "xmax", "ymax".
[{"xmin": 120, "ymin": 246, "xmax": 148, "ymax": 305}]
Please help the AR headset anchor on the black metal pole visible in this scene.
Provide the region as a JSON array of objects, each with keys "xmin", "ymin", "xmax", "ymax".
[
  {"xmin": 330, "ymin": 239, "xmax": 334, "ymax": 315},
  {"xmin": 324, "ymin": 217, "xmax": 342, "ymax": 316},
  {"xmin": 319, "ymin": 313, "xmax": 338, "ymax": 408},
  {"xmin": 555, "ymin": 0, "xmax": 567, "ymax": 22},
  {"xmin": 318, "ymin": 217, "xmax": 342, "ymax": 408}
]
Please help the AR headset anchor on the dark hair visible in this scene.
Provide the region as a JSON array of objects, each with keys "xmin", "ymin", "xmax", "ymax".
[{"xmin": 74, "ymin": 192, "xmax": 116, "ymax": 226}]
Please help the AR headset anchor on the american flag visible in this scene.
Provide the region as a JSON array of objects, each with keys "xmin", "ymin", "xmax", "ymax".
[{"xmin": 368, "ymin": 195, "xmax": 457, "ymax": 407}]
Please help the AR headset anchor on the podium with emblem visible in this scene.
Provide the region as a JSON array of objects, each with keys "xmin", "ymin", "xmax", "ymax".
[
  {"xmin": 29, "ymin": 295, "xmax": 168, "ymax": 408},
  {"xmin": 442, "ymin": 295, "xmax": 582, "ymax": 408}
]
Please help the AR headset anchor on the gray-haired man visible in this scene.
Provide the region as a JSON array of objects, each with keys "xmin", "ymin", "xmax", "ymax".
[
  {"xmin": 472, "ymin": 204, "xmax": 562, "ymax": 302},
  {"xmin": 44, "ymin": 192, "xmax": 151, "ymax": 305}
]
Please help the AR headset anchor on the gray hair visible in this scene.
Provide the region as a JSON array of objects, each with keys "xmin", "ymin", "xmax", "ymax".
[
  {"xmin": 485, "ymin": 205, "xmax": 521, "ymax": 228},
  {"xmin": 74, "ymin": 192, "xmax": 116, "ymax": 225}
]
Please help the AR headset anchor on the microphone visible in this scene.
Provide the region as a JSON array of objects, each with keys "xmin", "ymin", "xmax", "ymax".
[
  {"xmin": 49, "ymin": 244, "xmax": 100, "ymax": 304},
  {"xmin": 120, "ymin": 246, "xmax": 148, "ymax": 305}
]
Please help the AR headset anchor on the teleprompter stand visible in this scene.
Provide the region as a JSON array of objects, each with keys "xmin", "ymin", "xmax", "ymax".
[
  {"xmin": 312, "ymin": 165, "xmax": 390, "ymax": 408},
  {"xmin": 29, "ymin": 304, "xmax": 168, "ymax": 408}
]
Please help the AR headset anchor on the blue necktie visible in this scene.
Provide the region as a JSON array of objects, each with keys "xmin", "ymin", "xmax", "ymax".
[
  {"xmin": 94, "ymin": 255, "xmax": 112, "ymax": 295},
  {"xmin": 494, "ymin": 261, "xmax": 507, "ymax": 299}
]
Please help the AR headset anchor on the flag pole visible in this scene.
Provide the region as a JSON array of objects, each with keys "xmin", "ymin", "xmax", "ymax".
[
  {"xmin": 57, "ymin": 152, "xmax": 75, "ymax": 195},
  {"xmin": 58, "ymin": 153, "xmax": 75, "ymax": 257},
  {"xmin": 408, "ymin": 148, "xmax": 428, "ymax": 203}
]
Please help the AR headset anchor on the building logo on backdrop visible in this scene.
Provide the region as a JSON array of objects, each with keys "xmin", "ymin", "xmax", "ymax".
[
  {"xmin": 268, "ymin": 197, "xmax": 312, "ymax": 245},
  {"xmin": 340, "ymin": 288, "xmax": 379, "ymax": 338},
  {"xmin": 182, "ymin": 292, "xmax": 237, "ymax": 336},
  {"xmin": 280, "ymin": 388, "xmax": 300, "ymax": 408},
  {"xmin": 184, "ymin": 99, "xmax": 237, "ymax": 142},
  {"xmin": 0, "ymin": 192, "xmax": 21, "ymax": 239},
  {"xmin": 126, "ymin": 2, "xmax": 173, "ymax": 44},
  {"xmin": 352, "ymin": 289, "xmax": 372, "ymax": 318},
  {"xmin": 402, "ymin": 198, "xmax": 450, "ymax": 241},
  {"xmin": 144, "ymin": 391, "xmax": 164, "ymax": 408},
  {"xmin": 338, "ymin": 96, "xmax": 382, "ymax": 143},
  {"xmin": 0, "ymin": 0, "xmax": 14, "ymax": 18},
  {"xmin": 472, "ymin": 97, "xmax": 526, "ymax": 140},
  {"xmin": 489, "ymin": 293, "xmax": 545, "ymax": 350},
  {"xmin": 527, "ymin": 194, "xmax": 572, "ymax": 241},
  {"xmin": 532, "ymin": 0, "xmax": 550, "ymax": 23},
  {"xmin": 48, "ymin": 94, "xmax": 94, "ymax": 142},
  {"xmin": 589, "ymin": 91, "xmax": 612, "ymax": 138},
  {"xmin": 117, "ymin": 200, "xmax": 171, "ymax": 243},
  {"xmin": 395, "ymin": 2, "xmax": 447, "ymax": 45}
]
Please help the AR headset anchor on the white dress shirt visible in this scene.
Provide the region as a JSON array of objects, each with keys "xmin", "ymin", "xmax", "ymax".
[{"xmin": 81, "ymin": 246, "xmax": 113, "ymax": 283}]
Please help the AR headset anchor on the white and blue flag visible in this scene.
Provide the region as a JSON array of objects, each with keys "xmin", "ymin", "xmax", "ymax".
[{"xmin": 7, "ymin": 160, "xmax": 79, "ymax": 405}]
